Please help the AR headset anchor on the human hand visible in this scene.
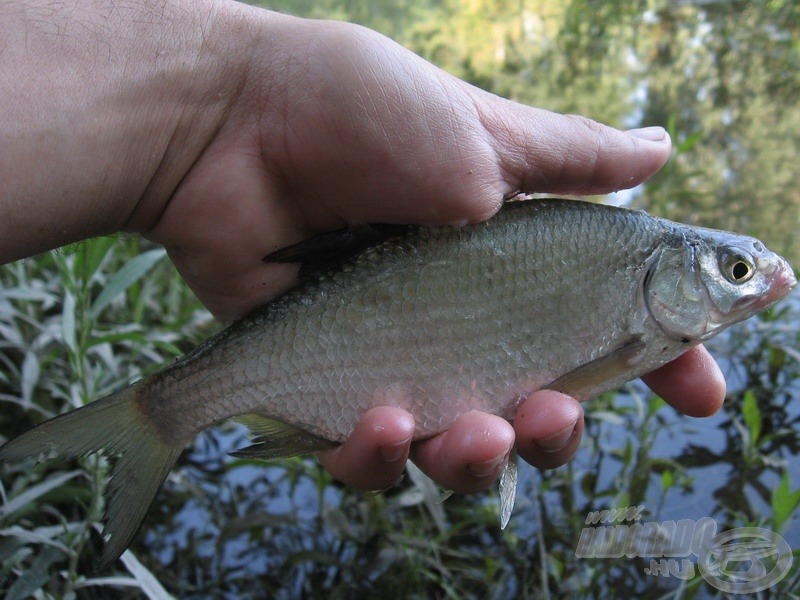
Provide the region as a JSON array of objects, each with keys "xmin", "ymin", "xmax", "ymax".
[{"xmin": 135, "ymin": 14, "xmax": 725, "ymax": 493}]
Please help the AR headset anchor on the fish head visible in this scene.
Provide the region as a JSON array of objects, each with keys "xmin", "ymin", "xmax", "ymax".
[{"xmin": 645, "ymin": 228, "xmax": 796, "ymax": 342}]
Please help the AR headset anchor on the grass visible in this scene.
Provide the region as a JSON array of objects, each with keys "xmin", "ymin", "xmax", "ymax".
[
  {"xmin": 1, "ymin": 237, "xmax": 799, "ymax": 598},
  {"xmin": 0, "ymin": 237, "xmax": 212, "ymax": 598}
]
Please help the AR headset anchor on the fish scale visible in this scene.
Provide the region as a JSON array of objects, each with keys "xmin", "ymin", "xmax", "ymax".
[
  {"xmin": 163, "ymin": 202, "xmax": 667, "ymax": 440},
  {"xmin": 0, "ymin": 198, "xmax": 794, "ymax": 568}
]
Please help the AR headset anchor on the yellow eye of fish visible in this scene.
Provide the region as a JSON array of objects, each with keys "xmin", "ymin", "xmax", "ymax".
[{"xmin": 721, "ymin": 252, "xmax": 755, "ymax": 284}]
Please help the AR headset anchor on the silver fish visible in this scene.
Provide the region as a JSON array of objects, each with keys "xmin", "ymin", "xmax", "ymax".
[{"xmin": 0, "ymin": 198, "xmax": 795, "ymax": 567}]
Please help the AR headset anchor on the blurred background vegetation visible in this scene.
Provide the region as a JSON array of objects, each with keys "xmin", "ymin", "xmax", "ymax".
[
  {"xmin": 1, "ymin": 0, "xmax": 798, "ymax": 598},
  {"xmin": 264, "ymin": 0, "xmax": 799, "ymax": 265}
]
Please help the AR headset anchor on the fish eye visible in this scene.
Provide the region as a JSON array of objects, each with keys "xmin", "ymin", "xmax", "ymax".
[{"xmin": 720, "ymin": 250, "xmax": 755, "ymax": 284}]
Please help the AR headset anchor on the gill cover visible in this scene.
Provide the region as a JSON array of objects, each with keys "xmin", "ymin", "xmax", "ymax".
[{"xmin": 644, "ymin": 239, "xmax": 713, "ymax": 341}]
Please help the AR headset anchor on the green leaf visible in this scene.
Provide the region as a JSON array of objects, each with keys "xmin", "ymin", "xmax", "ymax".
[
  {"xmin": 661, "ymin": 470, "xmax": 674, "ymax": 493},
  {"xmin": 0, "ymin": 471, "xmax": 83, "ymax": 520},
  {"xmin": 119, "ymin": 549, "xmax": 176, "ymax": 600},
  {"xmin": 0, "ymin": 525, "xmax": 70, "ymax": 553},
  {"xmin": 89, "ymin": 249, "xmax": 166, "ymax": 320},
  {"xmin": 645, "ymin": 395, "xmax": 667, "ymax": 420},
  {"xmin": 20, "ymin": 352, "xmax": 40, "ymax": 408},
  {"xmin": 5, "ymin": 545, "xmax": 63, "ymax": 600},
  {"xmin": 77, "ymin": 236, "xmax": 116, "ymax": 283},
  {"xmin": 61, "ymin": 291, "xmax": 77, "ymax": 354},
  {"xmin": 677, "ymin": 130, "xmax": 703, "ymax": 154},
  {"xmin": 741, "ymin": 390, "xmax": 761, "ymax": 448},
  {"xmin": 771, "ymin": 471, "xmax": 800, "ymax": 534}
]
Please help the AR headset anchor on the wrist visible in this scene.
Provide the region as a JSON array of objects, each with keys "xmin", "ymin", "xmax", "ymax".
[
  {"xmin": 125, "ymin": 0, "xmax": 268, "ymax": 234},
  {"xmin": 0, "ymin": 0, "xmax": 260, "ymax": 261}
]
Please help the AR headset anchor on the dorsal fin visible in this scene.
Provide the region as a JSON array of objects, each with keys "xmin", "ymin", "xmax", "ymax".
[{"xmin": 264, "ymin": 223, "xmax": 412, "ymax": 279}]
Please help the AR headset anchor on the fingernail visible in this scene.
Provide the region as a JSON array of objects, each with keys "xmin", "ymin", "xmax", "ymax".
[
  {"xmin": 379, "ymin": 439, "xmax": 409, "ymax": 463},
  {"xmin": 627, "ymin": 126, "xmax": 668, "ymax": 142},
  {"xmin": 535, "ymin": 423, "xmax": 578, "ymax": 453},
  {"xmin": 467, "ymin": 452, "xmax": 507, "ymax": 478}
]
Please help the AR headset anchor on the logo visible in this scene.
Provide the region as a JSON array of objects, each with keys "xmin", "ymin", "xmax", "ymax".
[
  {"xmin": 698, "ymin": 527, "xmax": 793, "ymax": 593},
  {"xmin": 576, "ymin": 507, "xmax": 793, "ymax": 593}
]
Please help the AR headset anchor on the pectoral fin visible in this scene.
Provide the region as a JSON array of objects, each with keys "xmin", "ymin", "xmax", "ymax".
[
  {"xmin": 232, "ymin": 414, "xmax": 336, "ymax": 460},
  {"xmin": 545, "ymin": 336, "xmax": 646, "ymax": 400}
]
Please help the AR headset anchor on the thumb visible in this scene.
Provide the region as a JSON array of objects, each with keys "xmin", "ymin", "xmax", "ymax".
[{"xmin": 479, "ymin": 95, "xmax": 672, "ymax": 196}]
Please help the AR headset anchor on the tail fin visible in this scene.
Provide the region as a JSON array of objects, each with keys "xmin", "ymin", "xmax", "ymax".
[{"xmin": 0, "ymin": 381, "xmax": 183, "ymax": 570}]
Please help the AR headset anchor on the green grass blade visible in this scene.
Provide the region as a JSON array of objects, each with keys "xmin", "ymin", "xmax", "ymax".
[
  {"xmin": 89, "ymin": 249, "xmax": 166, "ymax": 321},
  {"xmin": 120, "ymin": 549, "xmax": 176, "ymax": 600},
  {"xmin": 0, "ymin": 471, "xmax": 83, "ymax": 520},
  {"xmin": 5, "ymin": 546, "xmax": 63, "ymax": 600},
  {"xmin": 771, "ymin": 471, "xmax": 800, "ymax": 534},
  {"xmin": 741, "ymin": 390, "xmax": 761, "ymax": 447}
]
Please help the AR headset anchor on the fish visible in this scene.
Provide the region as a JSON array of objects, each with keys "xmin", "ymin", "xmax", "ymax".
[{"xmin": 0, "ymin": 198, "xmax": 795, "ymax": 568}]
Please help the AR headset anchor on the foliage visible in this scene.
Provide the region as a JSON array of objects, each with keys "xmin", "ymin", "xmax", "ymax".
[
  {"xmin": 639, "ymin": 0, "xmax": 800, "ymax": 266},
  {"xmin": 260, "ymin": 0, "xmax": 800, "ymax": 265},
  {"xmin": 0, "ymin": 238, "xmax": 212, "ymax": 598}
]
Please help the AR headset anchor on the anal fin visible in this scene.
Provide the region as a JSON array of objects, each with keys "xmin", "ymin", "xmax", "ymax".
[{"xmin": 231, "ymin": 414, "xmax": 336, "ymax": 460}]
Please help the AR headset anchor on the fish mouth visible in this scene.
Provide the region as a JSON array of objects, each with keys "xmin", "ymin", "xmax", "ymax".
[
  {"xmin": 730, "ymin": 257, "xmax": 796, "ymax": 317},
  {"xmin": 763, "ymin": 258, "xmax": 797, "ymax": 305}
]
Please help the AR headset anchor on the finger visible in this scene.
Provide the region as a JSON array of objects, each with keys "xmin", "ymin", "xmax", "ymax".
[
  {"xmin": 478, "ymin": 95, "xmax": 672, "ymax": 196},
  {"xmin": 513, "ymin": 390, "xmax": 584, "ymax": 470},
  {"xmin": 410, "ymin": 411, "xmax": 515, "ymax": 494},
  {"xmin": 317, "ymin": 406, "xmax": 415, "ymax": 490},
  {"xmin": 641, "ymin": 345, "xmax": 726, "ymax": 417}
]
